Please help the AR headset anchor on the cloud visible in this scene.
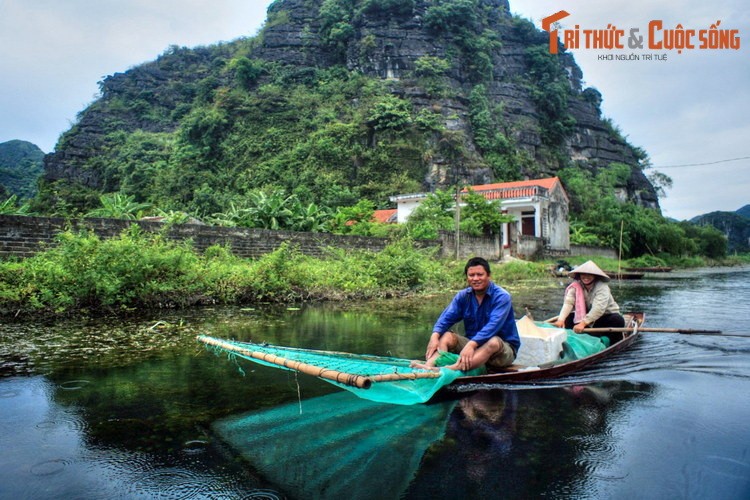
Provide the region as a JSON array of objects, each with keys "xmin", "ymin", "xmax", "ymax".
[
  {"xmin": 0, "ymin": 0, "xmax": 269, "ymax": 152},
  {"xmin": 513, "ymin": 0, "xmax": 749, "ymax": 220}
]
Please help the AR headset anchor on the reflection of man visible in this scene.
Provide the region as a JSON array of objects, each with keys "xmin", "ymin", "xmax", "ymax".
[{"xmin": 413, "ymin": 257, "xmax": 520, "ymax": 372}]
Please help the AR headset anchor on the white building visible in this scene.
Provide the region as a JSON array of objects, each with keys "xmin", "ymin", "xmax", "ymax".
[{"xmin": 389, "ymin": 177, "xmax": 570, "ymax": 255}]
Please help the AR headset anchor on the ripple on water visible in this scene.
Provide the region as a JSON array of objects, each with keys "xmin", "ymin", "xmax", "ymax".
[
  {"xmin": 195, "ymin": 481, "xmax": 285, "ymax": 500},
  {"xmin": 0, "ymin": 389, "xmax": 21, "ymax": 398},
  {"xmin": 35, "ymin": 413, "xmax": 87, "ymax": 434},
  {"xmin": 182, "ymin": 439, "xmax": 209, "ymax": 455},
  {"xmin": 30, "ymin": 458, "xmax": 70, "ymax": 477},
  {"xmin": 703, "ymin": 455, "xmax": 750, "ymax": 480},
  {"xmin": 131, "ymin": 467, "xmax": 209, "ymax": 499},
  {"xmin": 569, "ymin": 433, "xmax": 620, "ymax": 461},
  {"xmin": 83, "ymin": 448, "xmax": 156, "ymax": 478},
  {"xmin": 240, "ymin": 489, "xmax": 285, "ymax": 500},
  {"xmin": 58, "ymin": 379, "xmax": 92, "ymax": 391}
]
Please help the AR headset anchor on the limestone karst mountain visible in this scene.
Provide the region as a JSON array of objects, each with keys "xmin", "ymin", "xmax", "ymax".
[{"xmin": 38, "ymin": 0, "xmax": 659, "ymax": 216}]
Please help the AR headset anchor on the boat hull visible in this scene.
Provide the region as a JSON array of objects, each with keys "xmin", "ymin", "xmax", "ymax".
[
  {"xmin": 449, "ymin": 312, "xmax": 643, "ymax": 386},
  {"xmin": 624, "ymin": 267, "xmax": 673, "ymax": 273},
  {"xmin": 449, "ymin": 331, "xmax": 639, "ymax": 385},
  {"xmin": 605, "ymin": 271, "xmax": 645, "ymax": 280}
]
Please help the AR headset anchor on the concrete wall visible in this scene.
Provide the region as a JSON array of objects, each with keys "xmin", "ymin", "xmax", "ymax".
[
  {"xmin": 514, "ymin": 235, "xmax": 544, "ymax": 260},
  {"xmin": 0, "ymin": 215, "xmax": 616, "ymax": 262},
  {"xmin": 568, "ymin": 244, "xmax": 618, "ymax": 260},
  {"xmin": 0, "ymin": 215, "xmax": 439, "ymax": 260},
  {"xmin": 439, "ymin": 231, "xmax": 503, "ymax": 260},
  {"xmin": 546, "ymin": 184, "xmax": 570, "ymax": 251}
]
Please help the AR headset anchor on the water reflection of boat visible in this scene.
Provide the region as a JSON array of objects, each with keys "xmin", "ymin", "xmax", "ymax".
[{"xmin": 404, "ymin": 381, "xmax": 656, "ymax": 498}]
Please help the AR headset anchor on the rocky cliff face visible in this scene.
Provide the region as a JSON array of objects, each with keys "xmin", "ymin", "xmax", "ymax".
[
  {"xmin": 42, "ymin": 0, "xmax": 659, "ymax": 210},
  {"xmin": 43, "ymin": 45, "xmax": 229, "ymax": 189},
  {"xmin": 252, "ymin": 0, "xmax": 657, "ymax": 206}
]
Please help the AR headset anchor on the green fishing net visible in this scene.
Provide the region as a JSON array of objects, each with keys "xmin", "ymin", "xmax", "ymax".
[
  {"xmin": 198, "ymin": 335, "xmax": 477, "ymax": 405},
  {"xmin": 559, "ymin": 332, "xmax": 610, "ymax": 363},
  {"xmin": 213, "ymin": 391, "xmax": 456, "ymax": 499},
  {"xmin": 532, "ymin": 322, "xmax": 610, "ymax": 364}
]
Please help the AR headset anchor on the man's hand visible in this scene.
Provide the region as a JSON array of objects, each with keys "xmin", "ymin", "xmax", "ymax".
[
  {"xmin": 458, "ymin": 341, "xmax": 477, "ymax": 371},
  {"xmin": 425, "ymin": 332, "xmax": 441, "ymax": 361}
]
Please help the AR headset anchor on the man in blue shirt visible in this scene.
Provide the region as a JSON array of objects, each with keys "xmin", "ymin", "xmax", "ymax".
[{"xmin": 415, "ymin": 257, "xmax": 520, "ymax": 372}]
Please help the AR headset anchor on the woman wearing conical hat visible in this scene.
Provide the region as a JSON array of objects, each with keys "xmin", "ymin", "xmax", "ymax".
[{"xmin": 553, "ymin": 260, "xmax": 625, "ymax": 332}]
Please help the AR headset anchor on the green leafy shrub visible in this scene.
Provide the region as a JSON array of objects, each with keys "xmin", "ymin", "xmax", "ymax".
[
  {"xmin": 372, "ymin": 239, "xmax": 432, "ymax": 288},
  {"xmin": 359, "ymin": 0, "xmax": 415, "ymax": 17},
  {"xmin": 492, "ymin": 261, "xmax": 550, "ymax": 282},
  {"xmin": 0, "ymin": 228, "xmax": 202, "ymax": 314},
  {"xmin": 626, "ymin": 255, "xmax": 668, "ymax": 268},
  {"xmin": 0, "ymin": 231, "xmax": 455, "ymax": 317},
  {"xmin": 367, "ymin": 96, "xmax": 413, "ymax": 131}
]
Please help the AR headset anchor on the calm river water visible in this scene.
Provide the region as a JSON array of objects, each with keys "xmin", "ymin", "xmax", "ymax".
[{"xmin": 1, "ymin": 266, "xmax": 749, "ymax": 499}]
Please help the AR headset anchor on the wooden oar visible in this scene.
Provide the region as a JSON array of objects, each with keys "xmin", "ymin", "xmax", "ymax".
[
  {"xmin": 582, "ymin": 327, "xmax": 750, "ymax": 338},
  {"xmin": 544, "ymin": 315, "xmax": 745, "ymax": 337}
]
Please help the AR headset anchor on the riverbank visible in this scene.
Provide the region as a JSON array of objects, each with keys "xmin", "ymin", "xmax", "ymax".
[{"xmin": 1, "ymin": 228, "xmax": 746, "ymax": 319}]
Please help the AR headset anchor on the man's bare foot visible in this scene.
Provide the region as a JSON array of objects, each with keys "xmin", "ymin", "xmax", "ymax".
[{"xmin": 410, "ymin": 360, "xmax": 439, "ymax": 371}]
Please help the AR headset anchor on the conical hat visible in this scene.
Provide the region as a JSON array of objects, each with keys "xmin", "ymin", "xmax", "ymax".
[{"xmin": 569, "ymin": 260, "xmax": 610, "ymax": 282}]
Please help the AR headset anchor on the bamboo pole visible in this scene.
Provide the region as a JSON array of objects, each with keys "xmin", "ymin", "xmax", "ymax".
[
  {"xmin": 580, "ymin": 327, "xmax": 750, "ymax": 337},
  {"xmin": 198, "ymin": 335, "xmax": 373, "ymax": 389},
  {"xmin": 618, "ymin": 219, "xmax": 624, "ymax": 277},
  {"xmin": 370, "ymin": 371, "xmax": 442, "ymax": 382},
  {"xmin": 543, "ymin": 313, "xmax": 741, "ymax": 337}
]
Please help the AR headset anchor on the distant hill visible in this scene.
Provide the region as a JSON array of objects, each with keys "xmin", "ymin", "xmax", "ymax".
[
  {"xmin": 736, "ymin": 204, "xmax": 750, "ymax": 219},
  {"xmin": 692, "ymin": 210, "xmax": 749, "ymax": 253},
  {"xmin": 0, "ymin": 140, "xmax": 45, "ymax": 199}
]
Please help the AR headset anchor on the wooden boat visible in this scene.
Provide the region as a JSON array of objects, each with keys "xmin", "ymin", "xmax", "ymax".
[
  {"xmin": 199, "ymin": 313, "xmax": 644, "ymax": 404},
  {"xmin": 449, "ymin": 312, "xmax": 644, "ymax": 386},
  {"xmin": 605, "ymin": 271, "xmax": 645, "ymax": 280},
  {"xmin": 624, "ymin": 266, "xmax": 673, "ymax": 273}
]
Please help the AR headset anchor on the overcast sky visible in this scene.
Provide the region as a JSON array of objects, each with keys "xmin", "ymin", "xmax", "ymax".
[{"xmin": 0, "ymin": 0, "xmax": 747, "ymax": 221}]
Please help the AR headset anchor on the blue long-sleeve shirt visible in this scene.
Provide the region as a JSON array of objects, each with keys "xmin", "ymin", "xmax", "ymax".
[{"xmin": 433, "ymin": 282, "xmax": 520, "ymax": 354}]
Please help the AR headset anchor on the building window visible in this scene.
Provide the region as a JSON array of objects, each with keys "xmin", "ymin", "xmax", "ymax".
[{"xmin": 521, "ymin": 210, "xmax": 535, "ymax": 236}]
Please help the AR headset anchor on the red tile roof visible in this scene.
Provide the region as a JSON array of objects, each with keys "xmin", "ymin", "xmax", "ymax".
[
  {"xmin": 468, "ymin": 177, "xmax": 560, "ymax": 192},
  {"xmin": 464, "ymin": 177, "xmax": 564, "ymax": 201},
  {"xmin": 372, "ymin": 209, "xmax": 397, "ymax": 223}
]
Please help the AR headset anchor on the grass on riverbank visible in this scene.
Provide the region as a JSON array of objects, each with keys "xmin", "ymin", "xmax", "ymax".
[
  {"xmin": 2, "ymin": 227, "xmax": 746, "ymax": 318},
  {"xmin": 0, "ymin": 228, "xmax": 462, "ymax": 317}
]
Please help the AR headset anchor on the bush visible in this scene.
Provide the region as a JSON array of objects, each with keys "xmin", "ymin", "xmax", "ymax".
[
  {"xmin": 492, "ymin": 261, "xmax": 550, "ymax": 282},
  {"xmin": 0, "ymin": 228, "xmax": 203, "ymax": 315},
  {"xmin": 0, "ymin": 232, "xmax": 455, "ymax": 317},
  {"xmin": 626, "ymin": 255, "xmax": 668, "ymax": 268}
]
